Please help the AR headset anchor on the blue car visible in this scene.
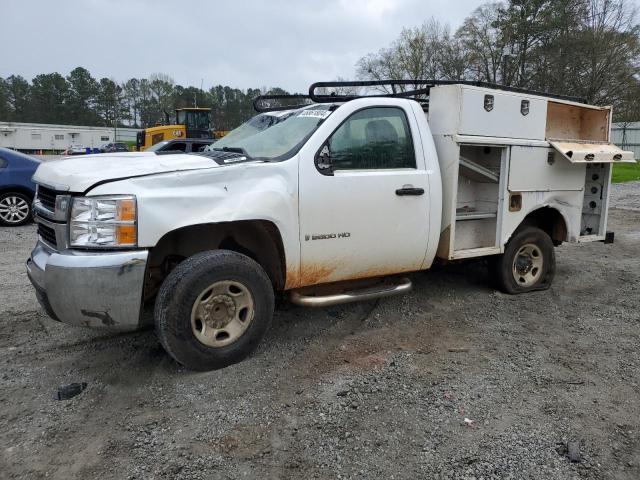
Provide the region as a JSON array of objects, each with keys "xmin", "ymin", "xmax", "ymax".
[{"xmin": 0, "ymin": 147, "xmax": 40, "ymax": 226}]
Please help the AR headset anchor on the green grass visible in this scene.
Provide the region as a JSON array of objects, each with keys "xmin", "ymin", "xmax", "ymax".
[{"xmin": 612, "ymin": 162, "xmax": 640, "ymax": 183}]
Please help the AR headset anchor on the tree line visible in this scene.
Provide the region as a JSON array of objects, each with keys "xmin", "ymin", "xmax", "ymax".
[
  {"xmin": 1, "ymin": 0, "xmax": 638, "ymax": 130},
  {"xmin": 0, "ymin": 68, "xmax": 290, "ymax": 131},
  {"xmin": 356, "ymin": 0, "xmax": 639, "ymax": 121}
]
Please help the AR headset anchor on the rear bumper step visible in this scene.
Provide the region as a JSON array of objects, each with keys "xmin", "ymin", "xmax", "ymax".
[{"xmin": 290, "ymin": 277, "xmax": 412, "ymax": 307}]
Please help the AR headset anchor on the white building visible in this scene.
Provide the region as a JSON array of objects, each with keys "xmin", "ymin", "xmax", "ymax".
[{"xmin": 0, "ymin": 121, "xmax": 139, "ymax": 153}]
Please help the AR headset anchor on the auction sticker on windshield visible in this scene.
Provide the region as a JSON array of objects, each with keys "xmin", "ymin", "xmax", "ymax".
[{"xmin": 298, "ymin": 110, "xmax": 332, "ymax": 119}]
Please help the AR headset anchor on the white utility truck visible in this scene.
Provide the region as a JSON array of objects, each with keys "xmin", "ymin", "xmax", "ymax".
[{"xmin": 26, "ymin": 80, "xmax": 635, "ymax": 370}]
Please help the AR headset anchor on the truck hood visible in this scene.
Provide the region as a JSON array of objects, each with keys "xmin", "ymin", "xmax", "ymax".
[{"xmin": 33, "ymin": 152, "xmax": 220, "ymax": 192}]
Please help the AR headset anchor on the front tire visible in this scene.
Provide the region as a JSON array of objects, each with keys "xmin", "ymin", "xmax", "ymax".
[
  {"xmin": 154, "ymin": 250, "xmax": 274, "ymax": 371},
  {"xmin": 0, "ymin": 192, "xmax": 32, "ymax": 226},
  {"xmin": 492, "ymin": 226, "xmax": 555, "ymax": 294}
]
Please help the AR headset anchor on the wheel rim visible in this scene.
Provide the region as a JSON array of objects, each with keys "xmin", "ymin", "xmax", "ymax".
[
  {"xmin": 190, "ymin": 280, "xmax": 255, "ymax": 348},
  {"xmin": 0, "ymin": 195, "xmax": 30, "ymax": 224},
  {"xmin": 512, "ymin": 243, "xmax": 544, "ymax": 287}
]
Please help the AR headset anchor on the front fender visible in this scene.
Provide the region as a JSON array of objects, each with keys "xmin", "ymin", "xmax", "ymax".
[{"xmin": 88, "ymin": 159, "xmax": 301, "ymax": 280}]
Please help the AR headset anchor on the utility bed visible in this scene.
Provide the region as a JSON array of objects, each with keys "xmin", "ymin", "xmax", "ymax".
[{"xmin": 427, "ymin": 84, "xmax": 633, "ymax": 260}]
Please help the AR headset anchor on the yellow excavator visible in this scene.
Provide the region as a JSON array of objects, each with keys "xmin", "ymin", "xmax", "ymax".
[{"xmin": 136, "ymin": 108, "xmax": 227, "ymax": 151}]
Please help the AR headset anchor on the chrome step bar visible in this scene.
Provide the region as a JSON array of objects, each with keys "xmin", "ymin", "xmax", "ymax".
[{"xmin": 290, "ymin": 277, "xmax": 412, "ymax": 307}]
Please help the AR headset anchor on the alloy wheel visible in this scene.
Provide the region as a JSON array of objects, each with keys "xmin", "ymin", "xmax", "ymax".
[{"xmin": 0, "ymin": 195, "xmax": 30, "ymax": 224}]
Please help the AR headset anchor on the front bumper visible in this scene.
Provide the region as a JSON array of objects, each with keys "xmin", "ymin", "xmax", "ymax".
[{"xmin": 26, "ymin": 241, "xmax": 149, "ymax": 331}]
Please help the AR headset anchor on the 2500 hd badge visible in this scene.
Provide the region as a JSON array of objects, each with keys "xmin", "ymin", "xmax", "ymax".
[{"xmin": 305, "ymin": 232, "xmax": 351, "ymax": 241}]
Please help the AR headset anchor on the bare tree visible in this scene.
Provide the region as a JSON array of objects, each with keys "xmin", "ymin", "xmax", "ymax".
[
  {"xmin": 356, "ymin": 0, "xmax": 639, "ymax": 118},
  {"xmin": 356, "ymin": 18, "xmax": 462, "ymax": 89},
  {"xmin": 439, "ymin": 30, "xmax": 471, "ymax": 80},
  {"xmin": 494, "ymin": 0, "xmax": 556, "ymax": 86},
  {"xmin": 576, "ymin": 0, "xmax": 640, "ymax": 104},
  {"xmin": 457, "ymin": 3, "xmax": 511, "ymax": 84},
  {"xmin": 148, "ymin": 73, "xmax": 175, "ymax": 124}
]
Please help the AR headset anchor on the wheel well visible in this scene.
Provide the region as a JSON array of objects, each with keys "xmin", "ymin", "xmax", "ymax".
[
  {"xmin": 145, "ymin": 220, "xmax": 286, "ymax": 301},
  {"xmin": 521, "ymin": 207, "xmax": 567, "ymax": 245},
  {"xmin": 0, "ymin": 186, "xmax": 35, "ymax": 200}
]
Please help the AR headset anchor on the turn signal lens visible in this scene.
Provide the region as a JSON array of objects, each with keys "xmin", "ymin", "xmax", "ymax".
[
  {"xmin": 117, "ymin": 198, "xmax": 136, "ymax": 221},
  {"xmin": 116, "ymin": 224, "xmax": 137, "ymax": 245}
]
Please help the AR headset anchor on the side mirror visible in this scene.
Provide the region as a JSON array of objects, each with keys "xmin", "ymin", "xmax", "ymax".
[{"xmin": 315, "ymin": 144, "xmax": 334, "ymax": 175}]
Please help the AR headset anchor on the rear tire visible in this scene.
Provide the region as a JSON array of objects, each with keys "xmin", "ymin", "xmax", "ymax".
[
  {"xmin": 491, "ymin": 226, "xmax": 555, "ymax": 294},
  {"xmin": 0, "ymin": 192, "xmax": 32, "ymax": 226},
  {"xmin": 154, "ymin": 250, "xmax": 274, "ymax": 371}
]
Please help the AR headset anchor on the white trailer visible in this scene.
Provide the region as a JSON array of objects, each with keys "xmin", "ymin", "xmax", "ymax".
[
  {"xmin": 26, "ymin": 80, "xmax": 635, "ymax": 370},
  {"xmin": 0, "ymin": 121, "xmax": 138, "ymax": 153}
]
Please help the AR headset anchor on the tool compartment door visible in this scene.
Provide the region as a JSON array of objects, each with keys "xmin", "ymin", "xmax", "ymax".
[
  {"xmin": 509, "ymin": 146, "xmax": 586, "ymax": 192},
  {"xmin": 458, "ymin": 87, "xmax": 547, "ymax": 140}
]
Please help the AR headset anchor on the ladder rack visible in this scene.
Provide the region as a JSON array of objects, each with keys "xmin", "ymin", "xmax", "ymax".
[
  {"xmin": 253, "ymin": 94, "xmax": 313, "ymax": 113},
  {"xmin": 307, "ymin": 79, "xmax": 586, "ymax": 111}
]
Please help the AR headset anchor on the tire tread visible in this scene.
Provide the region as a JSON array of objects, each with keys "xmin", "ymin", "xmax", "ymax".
[
  {"xmin": 154, "ymin": 250, "xmax": 274, "ymax": 370},
  {"xmin": 492, "ymin": 226, "xmax": 556, "ymax": 294}
]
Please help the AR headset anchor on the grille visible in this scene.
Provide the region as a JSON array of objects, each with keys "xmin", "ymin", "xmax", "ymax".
[
  {"xmin": 37, "ymin": 186, "xmax": 60, "ymax": 211},
  {"xmin": 37, "ymin": 223, "xmax": 57, "ymax": 247}
]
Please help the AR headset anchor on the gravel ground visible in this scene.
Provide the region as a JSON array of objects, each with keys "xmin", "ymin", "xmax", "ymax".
[{"xmin": 1, "ymin": 183, "xmax": 639, "ymax": 480}]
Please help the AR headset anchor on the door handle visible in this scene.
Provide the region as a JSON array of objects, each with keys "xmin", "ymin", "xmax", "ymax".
[{"xmin": 395, "ymin": 187, "xmax": 424, "ymax": 196}]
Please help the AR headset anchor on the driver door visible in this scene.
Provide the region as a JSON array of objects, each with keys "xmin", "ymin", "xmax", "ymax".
[{"xmin": 297, "ymin": 105, "xmax": 431, "ymax": 287}]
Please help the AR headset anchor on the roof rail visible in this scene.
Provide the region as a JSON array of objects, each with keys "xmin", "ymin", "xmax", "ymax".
[
  {"xmin": 253, "ymin": 94, "xmax": 314, "ymax": 113},
  {"xmin": 308, "ymin": 80, "xmax": 587, "ymax": 108}
]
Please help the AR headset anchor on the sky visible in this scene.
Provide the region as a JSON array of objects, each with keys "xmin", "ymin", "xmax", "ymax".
[{"xmin": 1, "ymin": 0, "xmax": 486, "ymax": 93}]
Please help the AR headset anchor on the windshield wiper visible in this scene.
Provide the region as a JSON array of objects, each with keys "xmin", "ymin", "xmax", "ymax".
[
  {"xmin": 213, "ymin": 146, "xmax": 250, "ymax": 156},
  {"xmin": 201, "ymin": 146, "xmax": 271, "ymax": 164}
]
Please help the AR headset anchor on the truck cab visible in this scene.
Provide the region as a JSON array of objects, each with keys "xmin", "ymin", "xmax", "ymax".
[
  {"xmin": 26, "ymin": 80, "xmax": 634, "ymax": 371},
  {"xmin": 176, "ymin": 108, "xmax": 212, "ymax": 139}
]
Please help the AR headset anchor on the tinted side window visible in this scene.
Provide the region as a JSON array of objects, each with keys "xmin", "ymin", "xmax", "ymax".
[
  {"xmin": 170, "ymin": 142, "xmax": 187, "ymax": 152},
  {"xmin": 328, "ymin": 107, "xmax": 416, "ymax": 170}
]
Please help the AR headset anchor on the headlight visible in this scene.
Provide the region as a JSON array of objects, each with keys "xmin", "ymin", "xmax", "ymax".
[{"xmin": 70, "ymin": 196, "xmax": 137, "ymax": 248}]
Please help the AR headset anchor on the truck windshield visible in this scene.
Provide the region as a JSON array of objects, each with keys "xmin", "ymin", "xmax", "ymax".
[{"xmin": 211, "ymin": 105, "xmax": 334, "ymax": 161}]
